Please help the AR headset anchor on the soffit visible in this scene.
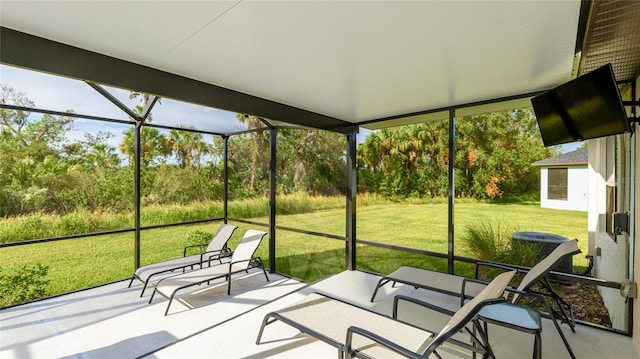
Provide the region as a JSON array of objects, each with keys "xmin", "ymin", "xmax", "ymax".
[{"xmin": 579, "ymin": 0, "xmax": 640, "ymax": 81}]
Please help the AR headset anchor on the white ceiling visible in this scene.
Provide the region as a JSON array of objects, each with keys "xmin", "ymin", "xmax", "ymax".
[{"xmin": 0, "ymin": 1, "xmax": 581, "ymax": 128}]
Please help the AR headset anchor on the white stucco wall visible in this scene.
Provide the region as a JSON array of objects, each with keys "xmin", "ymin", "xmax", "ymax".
[
  {"xmin": 589, "ymin": 138, "xmax": 629, "ymax": 331},
  {"xmin": 539, "ymin": 166, "xmax": 589, "ymax": 211},
  {"xmin": 629, "ymin": 76, "xmax": 639, "ymax": 352}
]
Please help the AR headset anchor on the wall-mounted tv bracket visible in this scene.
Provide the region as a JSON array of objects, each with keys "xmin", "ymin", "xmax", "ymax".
[
  {"xmin": 623, "ymin": 100, "xmax": 639, "ymax": 123},
  {"xmin": 624, "ymin": 100, "xmax": 639, "ymax": 137},
  {"xmin": 619, "ymin": 80, "xmax": 638, "ymax": 131}
]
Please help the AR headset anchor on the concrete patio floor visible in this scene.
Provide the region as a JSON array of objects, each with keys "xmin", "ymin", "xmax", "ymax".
[{"xmin": 1, "ymin": 269, "xmax": 639, "ymax": 358}]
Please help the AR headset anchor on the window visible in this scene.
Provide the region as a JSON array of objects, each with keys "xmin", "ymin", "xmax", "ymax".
[{"xmin": 548, "ymin": 168, "xmax": 568, "ymax": 200}]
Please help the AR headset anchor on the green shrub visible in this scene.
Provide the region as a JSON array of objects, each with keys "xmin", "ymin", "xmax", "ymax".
[
  {"xmin": 461, "ymin": 219, "xmax": 540, "ymax": 268},
  {"xmin": 461, "ymin": 219, "xmax": 511, "ymax": 261},
  {"xmin": 0, "ymin": 194, "xmax": 386, "ymax": 244},
  {"xmin": 0, "ymin": 263, "xmax": 50, "ymax": 307},
  {"xmin": 184, "ymin": 230, "xmax": 214, "ymax": 255},
  {"xmin": 497, "ymin": 239, "xmax": 541, "ymax": 268}
]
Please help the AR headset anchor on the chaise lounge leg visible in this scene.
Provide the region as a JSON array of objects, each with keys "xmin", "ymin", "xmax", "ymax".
[
  {"xmin": 256, "ymin": 315, "xmax": 278, "ymax": 344},
  {"xmin": 140, "ymin": 280, "xmax": 150, "ymax": 297},
  {"xmin": 148, "ymin": 289, "xmax": 156, "ymax": 304},
  {"xmin": 142, "ymin": 272, "xmax": 163, "ymax": 297},
  {"xmin": 256, "ymin": 318, "xmax": 267, "ymax": 344},
  {"xmin": 553, "ymin": 297, "xmax": 576, "ymax": 332},
  {"xmin": 164, "ymin": 294, "xmax": 175, "ymax": 316},
  {"xmin": 370, "ymin": 277, "xmax": 390, "ymax": 302},
  {"xmin": 545, "ymin": 301, "xmax": 576, "ymax": 359},
  {"xmin": 255, "ymin": 258, "xmax": 270, "ymax": 282}
]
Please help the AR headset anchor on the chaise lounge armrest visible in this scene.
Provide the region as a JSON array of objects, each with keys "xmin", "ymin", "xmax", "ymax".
[
  {"xmin": 181, "ymin": 244, "xmax": 232, "ymax": 267},
  {"xmin": 183, "ymin": 243, "xmax": 231, "ymax": 256},
  {"xmin": 354, "ymin": 293, "xmax": 506, "ymax": 359},
  {"xmin": 201, "ymin": 248, "xmax": 232, "ymax": 264},
  {"xmin": 346, "ymin": 326, "xmax": 425, "ymax": 359},
  {"xmin": 475, "ymin": 261, "xmax": 529, "ymax": 279},
  {"xmin": 183, "ymin": 243, "xmax": 208, "ymax": 257},
  {"xmin": 394, "ymin": 276, "xmax": 498, "ymax": 318},
  {"xmin": 392, "ymin": 294, "xmax": 456, "ymax": 320}
]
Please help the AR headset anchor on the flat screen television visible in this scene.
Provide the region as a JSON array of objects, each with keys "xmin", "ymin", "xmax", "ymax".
[{"xmin": 531, "ymin": 63, "xmax": 630, "ymax": 147}]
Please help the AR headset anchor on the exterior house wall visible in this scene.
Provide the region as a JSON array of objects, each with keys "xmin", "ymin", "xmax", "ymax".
[
  {"xmin": 633, "ymin": 117, "xmax": 639, "ymax": 351},
  {"xmin": 539, "ymin": 166, "xmax": 589, "ymax": 211},
  {"xmin": 630, "ymin": 75, "xmax": 639, "ymax": 351},
  {"xmin": 590, "ymin": 72, "xmax": 638, "ymax": 336},
  {"xmin": 589, "ymin": 138, "xmax": 629, "ymax": 331}
]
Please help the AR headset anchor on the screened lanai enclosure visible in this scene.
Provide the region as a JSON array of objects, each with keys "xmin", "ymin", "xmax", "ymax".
[{"xmin": 1, "ymin": 0, "xmax": 640, "ymax": 349}]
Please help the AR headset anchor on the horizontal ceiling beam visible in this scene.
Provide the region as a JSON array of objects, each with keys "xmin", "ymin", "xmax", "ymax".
[{"xmin": 0, "ymin": 27, "xmax": 356, "ymax": 134}]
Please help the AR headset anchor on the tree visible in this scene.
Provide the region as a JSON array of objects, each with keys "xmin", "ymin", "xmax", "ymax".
[
  {"xmin": 0, "ymin": 86, "xmax": 77, "ymax": 215},
  {"xmin": 1, "ymin": 84, "xmax": 72, "ymax": 153},
  {"xmin": 283, "ymin": 129, "xmax": 346, "ymax": 195},
  {"xmin": 62, "ymin": 132, "xmax": 120, "ymax": 168},
  {"xmin": 358, "ymin": 122, "xmax": 448, "ymax": 197},
  {"xmin": 455, "ymin": 109, "xmax": 554, "ymax": 199},
  {"xmin": 119, "ymin": 126, "xmax": 171, "ymax": 166},
  {"xmin": 118, "ymin": 106, "xmax": 171, "ymax": 166},
  {"xmin": 357, "ymin": 109, "xmax": 554, "ymax": 199},
  {"xmin": 0, "ymin": 85, "xmax": 35, "ymax": 141},
  {"xmin": 167, "ymin": 128, "xmax": 209, "ymax": 169},
  {"xmin": 236, "ymin": 114, "xmax": 267, "ymax": 194},
  {"xmin": 129, "ymin": 91, "xmax": 151, "ymax": 108}
]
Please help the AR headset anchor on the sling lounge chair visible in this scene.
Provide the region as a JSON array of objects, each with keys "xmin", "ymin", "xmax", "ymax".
[
  {"xmin": 371, "ymin": 267, "xmax": 466, "ymax": 302},
  {"xmin": 371, "ymin": 240, "xmax": 580, "ymax": 306},
  {"xmin": 370, "ymin": 239, "xmax": 580, "ymax": 359},
  {"xmin": 148, "ymin": 229, "xmax": 269, "ymax": 315},
  {"xmin": 256, "ymin": 270, "xmax": 516, "ymax": 359},
  {"xmin": 474, "ymin": 239, "xmax": 581, "ymax": 359},
  {"xmin": 128, "ymin": 224, "xmax": 238, "ymax": 296}
]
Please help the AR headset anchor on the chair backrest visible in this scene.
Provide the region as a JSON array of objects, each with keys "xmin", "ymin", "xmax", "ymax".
[
  {"xmin": 421, "ymin": 270, "xmax": 517, "ymax": 356},
  {"xmin": 230, "ymin": 229, "xmax": 267, "ymax": 269},
  {"xmin": 512, "ymin": 239, "xmax": 580, "ymax": 303},
  {"xmin": 205, "ymin": 224, "xmax": 239, "ymax": 252}
]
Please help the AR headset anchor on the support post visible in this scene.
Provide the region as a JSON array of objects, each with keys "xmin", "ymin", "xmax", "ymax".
[
  {"xmin": 134, "ymin": 121, "xmax": 142, "ymax": 270},
  {"xmin": 346, "ymin": 130, "xmax": 358, "ymax": 270},
  {"xmin": 269, "ymin": 127, "xmax": 277, "ymax": 273},
  {"xmin": 447, "ymin": 109, "xmax": 456, "ymax": 274},
  {"xmin": 223, "ymin": 136, "xmax": 229, "ymax": 224}
]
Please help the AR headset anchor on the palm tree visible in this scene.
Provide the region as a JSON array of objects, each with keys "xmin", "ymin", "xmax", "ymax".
[
  {"xmin": 129, "ymin": 92, "xmax": 151, "ymax": 114},
  {"xmin": 168, "ymin": 128, "xmax": 207, "ymax": 169},
  {"xmin": 119, "ymin": 106, "xmax": 170, "ymax": 166}
]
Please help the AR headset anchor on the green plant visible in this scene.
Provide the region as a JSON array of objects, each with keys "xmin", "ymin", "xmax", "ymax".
[
  {"xmin": 0, "ymin": 263, "xmax": 50, "ymax": 307},
  {"xmin": 498, "ymin": 239, "xmax": 541, "ymax": 267},
  {"xmin": 461, "ymin": 219, "xmax": 512, "ymax": 261},
  {"xmin": 184, "ymin": 229, "xmax": 214, "ymax": 255},
  {"xmin": 461, "ymin": 218, "xmax": 541, "ymax": 268}
]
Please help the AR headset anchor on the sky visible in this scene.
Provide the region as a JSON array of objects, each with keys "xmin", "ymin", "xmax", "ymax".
[
  {"xmin": 0, "ymin": 64, "xmax": 375, "ymax": 151},
  {"xmin": 0, "ymin": 63, "xmax": 578, "ymax": 155},
  {"xmin": 0, "ymin": 64, "xmax": 259, "ymax": 151}
]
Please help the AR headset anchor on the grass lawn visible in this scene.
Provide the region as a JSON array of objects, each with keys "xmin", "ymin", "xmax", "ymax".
[{"xmin": 1, "ymin": 202, "xmax": 588, "ymax": 303}]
